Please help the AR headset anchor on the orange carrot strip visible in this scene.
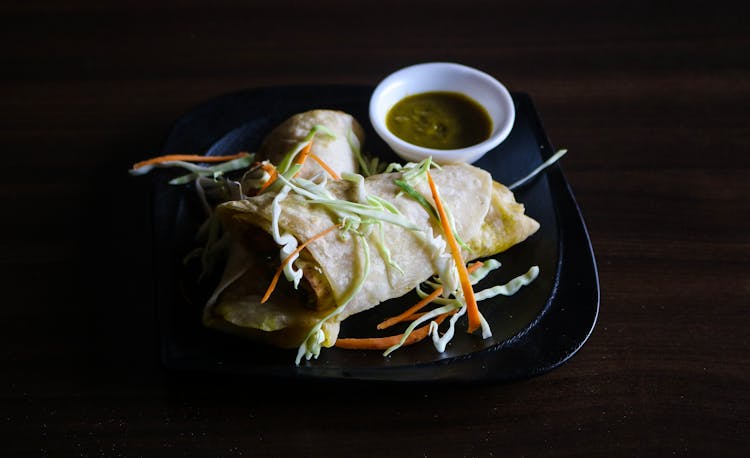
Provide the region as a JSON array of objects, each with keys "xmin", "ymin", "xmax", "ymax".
[
  {"xmin": 309, "ymin": 152, "xmax": 341, "ymax": 180},
  {"xmin": 256, "ymin": 163, "xmax": 278, "ymax": 195},
  {"xmin": 377, "ymin": 261, "xmax": 484, "ymax": 330},
  {"xmin": 378, "ymin": 293, "xmax": 440, "ymax": 330},
  {"xmin": 132, "ymin": 152, "xmax": 250, "ymax": 170},
  {"xmin": 293, "ymin": 140, "xmax": 314, "ymax": 178},
  {"xmin": 400, "ymin": 311, "xmax": 428, "ymax": 321},
  {"xmin": 426, "ymin": 171, "xmax": 481, "ymax": 333},
  {"xmin": 260, "ymin": 224, "xmax": 341, "ymax": 304},
  {"xmin": 335, "ymin": 313, "xmax": 452, "ymax": 350}
]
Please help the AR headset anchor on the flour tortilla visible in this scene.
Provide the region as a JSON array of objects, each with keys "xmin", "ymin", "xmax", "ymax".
[
  {"xmin": 203, "ymin": 163, "xmax": 539, "ymax": 348},
  {"xmin": 257, "ymin": 109, "xmax": 364, "ymax": 179}
]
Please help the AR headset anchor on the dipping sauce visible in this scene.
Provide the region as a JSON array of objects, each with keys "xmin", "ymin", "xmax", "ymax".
[{"xmin": 386, "ymin": 91, "xmax": 493, "ymax": 150}]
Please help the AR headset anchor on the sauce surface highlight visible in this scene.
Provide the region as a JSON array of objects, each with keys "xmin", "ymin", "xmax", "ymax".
[{"xmin": 386, "ymin": 91, "xmax": 493, "ymax": 150}]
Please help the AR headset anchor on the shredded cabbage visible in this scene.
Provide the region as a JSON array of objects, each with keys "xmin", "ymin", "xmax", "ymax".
[
  {"xmin": 383, "ymin": 302, "xmax": 460, "ymax": 356},
  {"xmin": 343, "ymin": 173, "xmax": 404, "ymax": 276},
  {"xmin": 128, "ymin": 154, "xmax": 256, "ymax": 185},
  {"xmin": 348, "ymin": 129, "xmax": 371, "ymax": 176},
  {"xmin": 478, "ymin": 312, "xmax": 492, "ymax": 339},
  {"xmin": 348, "ymin": 129, "xmax": 388, "ymax": 177},
  {"xmin": 270, "ymin": 186, "xmax": 304, "ymax": 288},
  {"xmin": 508, "ymin": 149, "xmax": 567, "ymax": 190},
  {"xmin": 305, "ymin": 198, "xmax": 422, "ymax": 231},
  {"xmin": 292, "ymin": 175, "xmax": 335, "ymax": 200},
  {"xmin": 469, "ymin": 259, "xmax": 502, "ymax": 284},
  {"xmin": 263, "ymin": 163, "xmax": 302, "ymax": 195},
  {"xmin": 398, "ymin": 260, "xmax": 539, "ymax": 354},
  {"xmin": 428, "ymin": 305, "xmax": 466, "ymax": 352},
  {"xmin": 474, "ymin": 266, "xmax": 540, "ymax": 301},
  {"xmin": 277, "ymin": 125, "xmax": 336, "ymax": 174}
]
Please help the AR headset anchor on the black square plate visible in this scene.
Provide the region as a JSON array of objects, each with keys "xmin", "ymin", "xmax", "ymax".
[{"xmin": 151, "ymin": 85, "xmax": 599, "ymax": 383}]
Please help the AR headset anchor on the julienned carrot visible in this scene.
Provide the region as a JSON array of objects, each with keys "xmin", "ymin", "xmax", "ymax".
[
  {"xmin": 256, "ymin": 162, "xmax": 279, "ymax": 195},
  {"xmin": 379, "ymin": 292, "xmax": 439, "ymax": 329},
  {"xmin": 309, "ymin": 152, "xmax": 341, "ymax": 180},
  {"xmin": 131, "ymin": 152, "xmax": 250, "ymax": 170},
  {"xmin": 335, "ymin": 313, "xmax": 452, "ymax": 350},
  {"xmin": 377, "ymin": 261, "xmax": 484, "ymax": 330},
  {"xmin": 426, "ymin": 171, "xmax": 481, "ymax": 333},
  {"xmin": 293, "ymin": 140, "xmax": 314, "ymax": 178},
  {"xmin": 260, "ymin": 224, "xmax": 341, "ymax": 304}
]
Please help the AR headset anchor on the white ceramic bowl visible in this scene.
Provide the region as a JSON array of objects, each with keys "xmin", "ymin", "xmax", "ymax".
[{"xmin": 369, "ymin": 62, "xmax": 515, "ymax": 164}]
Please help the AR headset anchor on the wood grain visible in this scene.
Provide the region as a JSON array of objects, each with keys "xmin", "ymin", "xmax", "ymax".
[{"xmin": 1, "ymin": 0, "xmax": 748, "ymax": 456}]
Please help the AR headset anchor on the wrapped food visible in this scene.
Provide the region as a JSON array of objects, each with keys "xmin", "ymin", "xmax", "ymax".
[
  {"xmin": 203, "ymin": 162, "xmax": 539, "ymax": 351},
  {"xmin": 257, "ymin": 109, "xmax": 365, "ymax": 179},
  {"xmin": 129, "ymin": 107, "xmax": 549, "ymax": 364}
]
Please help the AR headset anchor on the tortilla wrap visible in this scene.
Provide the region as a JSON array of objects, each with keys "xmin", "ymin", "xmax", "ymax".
[
  {"xmin": 257, "ymin": 109, "xmax": 364, "ymax": 179},
  {"xmin": 203, "ymin": 163, "xmax": 539, "ymax": 348}
]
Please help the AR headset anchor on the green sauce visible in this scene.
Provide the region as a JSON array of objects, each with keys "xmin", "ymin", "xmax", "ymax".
[{"xmin": 386, "ymin": 91, "xmax": 492, "ymax": 150}]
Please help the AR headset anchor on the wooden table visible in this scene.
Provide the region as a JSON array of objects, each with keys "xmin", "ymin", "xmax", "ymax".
[{"xmin": 2, "ymin": 1, "xmax": 748, "ymax": 456}]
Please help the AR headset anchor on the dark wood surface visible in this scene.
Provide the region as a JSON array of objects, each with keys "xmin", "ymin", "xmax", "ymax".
[{"xmin": 2, "ymin": 1, "xmax": 748, "ymax": 456}]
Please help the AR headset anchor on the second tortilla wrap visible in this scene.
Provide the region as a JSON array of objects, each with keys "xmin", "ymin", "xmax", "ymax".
[{"xmin": 257, "ymin": 109, "xmax": 364, "ymax": 179}]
